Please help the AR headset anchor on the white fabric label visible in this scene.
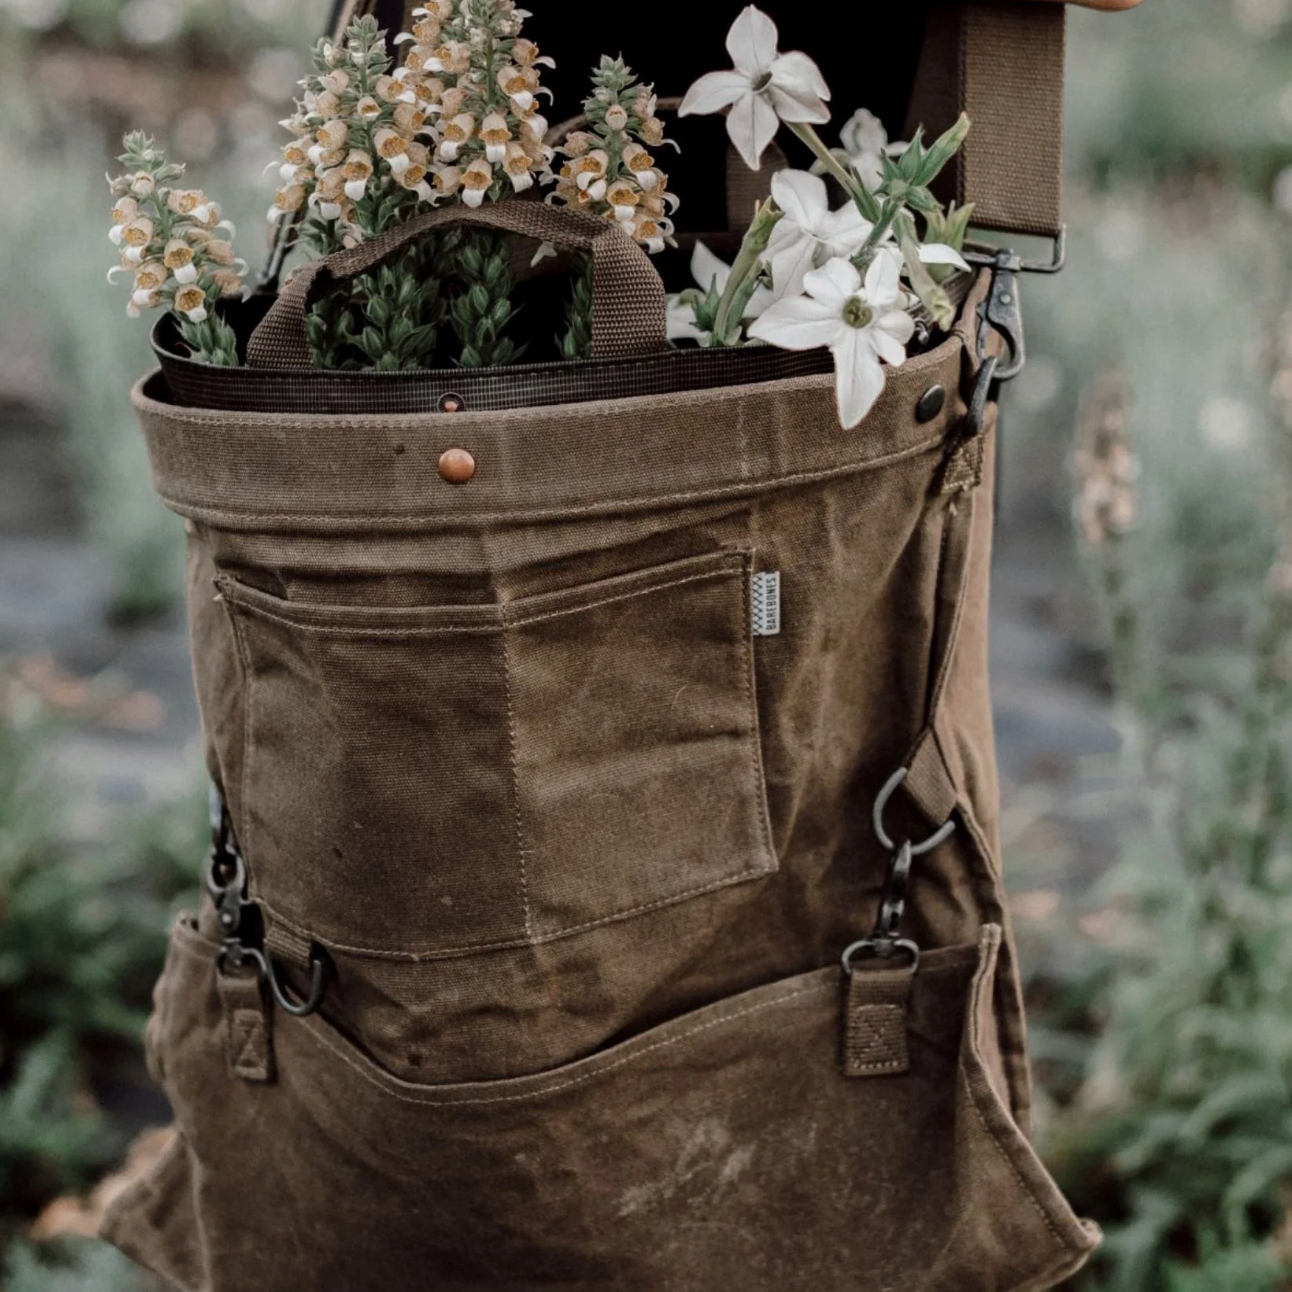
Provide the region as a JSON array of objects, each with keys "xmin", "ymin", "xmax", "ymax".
[{"xmin": 751, "ymin": 571, "xmax": 781, "ymax": 637}]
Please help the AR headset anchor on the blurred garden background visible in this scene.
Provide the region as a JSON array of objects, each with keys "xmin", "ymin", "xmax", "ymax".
[{"xmin": 2, "ymin": 0, "xmax": 1292, "ymax": 1288}]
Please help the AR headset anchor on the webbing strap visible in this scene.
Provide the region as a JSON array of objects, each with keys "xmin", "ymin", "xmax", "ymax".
[{"xmin": 907, "ymin": 2, "xmax": 1066, "ymax": 238}]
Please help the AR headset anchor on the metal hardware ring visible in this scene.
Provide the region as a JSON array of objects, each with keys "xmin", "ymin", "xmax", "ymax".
[
  {"xmin": 871, "ymin": 768, "xmax": 957, "ymax": 857},
  {"xmin": 841, "ymin": 937, "xmax": 921, "ymax": 975}
]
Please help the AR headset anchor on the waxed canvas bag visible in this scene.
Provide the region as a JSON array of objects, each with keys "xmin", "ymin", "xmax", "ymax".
[{"xmin": 101, "ymin": 3, "xmax": 1103, "ymax": 1289}]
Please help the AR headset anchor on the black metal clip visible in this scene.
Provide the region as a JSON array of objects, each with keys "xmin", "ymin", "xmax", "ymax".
[
  {"xmin": 962, "ymin": 227, "xmax": 1067, "ymax": 384},
  {"xmin": 206, "ymin": 787, "xmax": 330, "ymax": 1019},
  {"xmin": 841, "ymin": 768, "xmax": 956, "ymax": 975}
]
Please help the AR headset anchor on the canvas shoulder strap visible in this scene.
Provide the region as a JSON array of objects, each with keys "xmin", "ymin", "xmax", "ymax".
[{"xmin": 907, "ymin": 1, "xmax": 1066, "ymax": 239}]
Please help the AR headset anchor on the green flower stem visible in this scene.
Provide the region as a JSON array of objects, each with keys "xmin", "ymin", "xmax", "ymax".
[
  {"xmin": 893, "ymin": 211, "xmax": 954, "ymax": 331},
  {"xmin": 180, "ymin": 311, "xmax": 239, "ymax": 367},
  {"xmin": 787, "ymin": 120, "xmax": 881, "ymax": 223},
  {"xmin": 559, "ymin": 254, "xmax": 594, "ymax": 361},
  {"xmin": 712, "ymin": 199, "xmax": 783, "ymax": 346},
  {"xmin": 451, "ymin": 228, "xmax": 521, "ymax": 367}
]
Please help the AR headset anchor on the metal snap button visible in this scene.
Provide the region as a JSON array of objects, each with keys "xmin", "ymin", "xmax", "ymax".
[
  {"xmin": 438, "ymin": 447, "xmax": 476, "ymax": 484},
  {"xmin": 915, "ymin": 384, "xmax": 946, "ymax": 423}
]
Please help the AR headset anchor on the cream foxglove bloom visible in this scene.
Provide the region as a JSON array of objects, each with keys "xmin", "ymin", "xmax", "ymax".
[
  {"xmin": 480, "ymin": 112, "xmax": 511, "ymax": 164},
  {"xmin": 163, "ymin": 239, "xmax": 198, "ymax": 284},
  {"xmin": 173, "ymin": 285, "xmax": 209, "ymax": 322},
  {"xmin": 679, "ymin": 5, "xmax": 829, "ymax": 170},
  {"xmin": 502, "ymin": 141, "xmax": 535, "ymax": 193},
  {"xmin": 461, "ymin": 158, "xmax": 493, "ymax": 208},
  {"xmin": 764, "ymin": 169, "xmax": 871, "ymax": 301},
  {"xmin": 749, "ymin": 254, "xmax": 914, "ymax": 430}
]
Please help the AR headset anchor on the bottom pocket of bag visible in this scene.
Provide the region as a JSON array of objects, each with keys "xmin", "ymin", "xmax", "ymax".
[{"xmin": 102, "ymin": 916, "xmax": 1099, "ymax": 1292}]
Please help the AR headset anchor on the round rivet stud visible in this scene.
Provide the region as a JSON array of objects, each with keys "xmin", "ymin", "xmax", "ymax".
[
  {"xmin": 438, "ymin": 392, "xmax": 465, "ymax": 413},
  {"xmin": 915, "ymin": 384, "xmax": 946, "ymax": 424},
  {"xmin": 438, "ymin": 447, "xmax": 476, "ymax": 484}
]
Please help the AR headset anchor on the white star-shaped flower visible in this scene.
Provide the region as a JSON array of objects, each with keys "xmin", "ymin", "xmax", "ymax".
[
  {"xmin": 839, "ymin": 108, "xmax": 907, "ymax": 190},
  {"xmin": 763, "ymin": 169, "xmax": 872, "ymax": 302},
  {"xmin": 749, "ymin": 253, "xmax": 915, "ymax": 430},
  {"xmin": 665, "ymin": 242, "xmax": 773, "ymax": 343},
  {"xmin": 679, "ymin": 6, "xmax": 830, "ymax": 170}
]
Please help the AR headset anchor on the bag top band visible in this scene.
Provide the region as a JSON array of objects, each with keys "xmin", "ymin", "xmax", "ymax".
[{"xmin": 136, "ymin": 274, "xmax": 991, "ymax": 535}]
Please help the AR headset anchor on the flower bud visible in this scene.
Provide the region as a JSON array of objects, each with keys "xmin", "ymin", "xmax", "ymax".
[
  {"xmin": 111, "ymin": 195, "xmax": 139, "ymax": 225},
  {"xmin": 562, "ymin": 131, "xmax": 596, "ymax": 158},
  {"xmin": 134, "ymin": 261, "xmax": 168, "ymax": 292},
  {"xmin": 433, "ymin": 164, "xmax": 462, "ymax": 195},
  {"xmin": 315, "ymin": 119, "xmax": 348, "ymax": 151},
  {"xmin": 120, "ymin": 216, "xmax": 155, "ymax": 248}
]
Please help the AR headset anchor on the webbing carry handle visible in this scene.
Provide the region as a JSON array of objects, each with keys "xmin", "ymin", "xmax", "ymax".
[{"xmin": 249, "ymin": 202, "xmax": 668, "ymax": 368}]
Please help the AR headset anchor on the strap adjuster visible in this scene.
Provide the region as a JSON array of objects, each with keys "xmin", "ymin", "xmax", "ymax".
[{"xmin": 962, "ymin": 225, "xmax": 1067, "ymax": 383}]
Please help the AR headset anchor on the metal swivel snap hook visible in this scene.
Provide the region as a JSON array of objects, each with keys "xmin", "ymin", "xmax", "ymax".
[
  {"xmin": 220, "ymin": 943, "xmax": 331, "ymax": 1018},
  {"xmin": 206, "ymin": 782, "xmax": 331, "ymax": 1019},
  {"xmin": 841, "ymin": 768, "xmax": 956, "ymax": 976}
]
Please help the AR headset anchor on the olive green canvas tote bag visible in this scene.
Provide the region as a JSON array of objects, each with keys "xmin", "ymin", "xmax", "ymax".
[{"xmin": 101, "ymin": 4, "xmax": 1102, "ymax": 1289}]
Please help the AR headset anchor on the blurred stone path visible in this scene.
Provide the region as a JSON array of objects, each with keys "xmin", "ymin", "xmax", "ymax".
[{"xmin": 0, "ymin": 402, "xmax": 202, "ymax": 839}]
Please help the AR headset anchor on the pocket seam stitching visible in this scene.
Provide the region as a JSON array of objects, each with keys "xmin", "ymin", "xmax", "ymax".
[
  {"xmin": 216, "ymin": 558, "xmax": 744, "ymax": 638},
  {"xmin": 499, "ymin": 628, "xmax": 534, "ymax": 941},
  {"xmin": 252, "ymin": 858, "xmax": 777, "ymax": 959},
  {"xmin": 225, "ymin": 600, "xmax": 258, "ymax": 897},
  {"xmin": 214, "ymin": 549, "xmax": 773, "ymax": 959},
  {"xmin": 958, "ymin": 1055, "xmax": 1084, "ymax": 1256},
  {"xmin": 961, "ymin": 938, "xmax": 1082, "ymax": 1257},
  {"xmin": 294, "ymin": 979, "xmax": 832, "ymax": 1107},
  {"xmin": 739, "ymin": 550, "xmax": 778, "ymax": 871}
]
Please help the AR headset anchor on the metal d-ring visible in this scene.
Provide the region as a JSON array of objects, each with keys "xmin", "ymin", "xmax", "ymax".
[
  {"xmin": 221, "ymin": 943, "xmax": 331, "ymax": 1018},
  {"xmin": 841, "ymin": 936, "xmax": 921, "ymax": 976},
  {"xmin": 871, "ymin": 768, "xmax": 957, "ymax": 857}
]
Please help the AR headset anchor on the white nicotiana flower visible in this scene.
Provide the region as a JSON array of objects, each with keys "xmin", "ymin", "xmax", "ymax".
[
  {"xmin": 749, "ymin": 253, "xmax": 915, "ymax": 429},
  {"xmin": 763, "ymin": 169, "xmax": 871, "ymax": 302},
  {"xmin": 917, "ymin": 242, "xmax": 970, "ymax": 273},
  {"xmin": 678, "ymin": 5, "xmax": 830, "ymax": 170},
  {"xmin": 665, "ymin": 242, "xmax": 773, "ymax": 343},
  {"xmin": 839, "ymin": 108, "xmax": 906, "ymax": 189}
]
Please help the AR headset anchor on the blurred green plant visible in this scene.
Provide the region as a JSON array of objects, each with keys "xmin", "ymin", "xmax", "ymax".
[
  {"xmin": 0, "ymin": 674, "xmax": 203, "ymax": 1265},
  {"xmin": 1032, "ymin": 311, "xmax": 1292, "ymax": 1288},
  {"xmin": 4, "ymin": 1235, "xmax": 166, "ymax": 1292},
  {"xmin": 0, "ymin": 0, "xmax": 327, "ymax": 64}
]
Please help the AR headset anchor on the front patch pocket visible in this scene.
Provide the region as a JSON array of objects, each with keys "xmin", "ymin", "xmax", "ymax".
[{"xmin": 215, "ymin": 549, "xmax": 776, "ymax": 958}]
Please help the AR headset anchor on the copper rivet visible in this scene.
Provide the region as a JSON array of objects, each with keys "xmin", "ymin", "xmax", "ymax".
[
  {"xmin": 438, "ymin": 392, "xmax": 465, "ymax": 413},
  {"xmin": 915, "ymin": 384, "xmax": 946, "ymax": 424},
  {"xmin": 438, "ymin": 447, "xmax": 476, "ymax": 484}
]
